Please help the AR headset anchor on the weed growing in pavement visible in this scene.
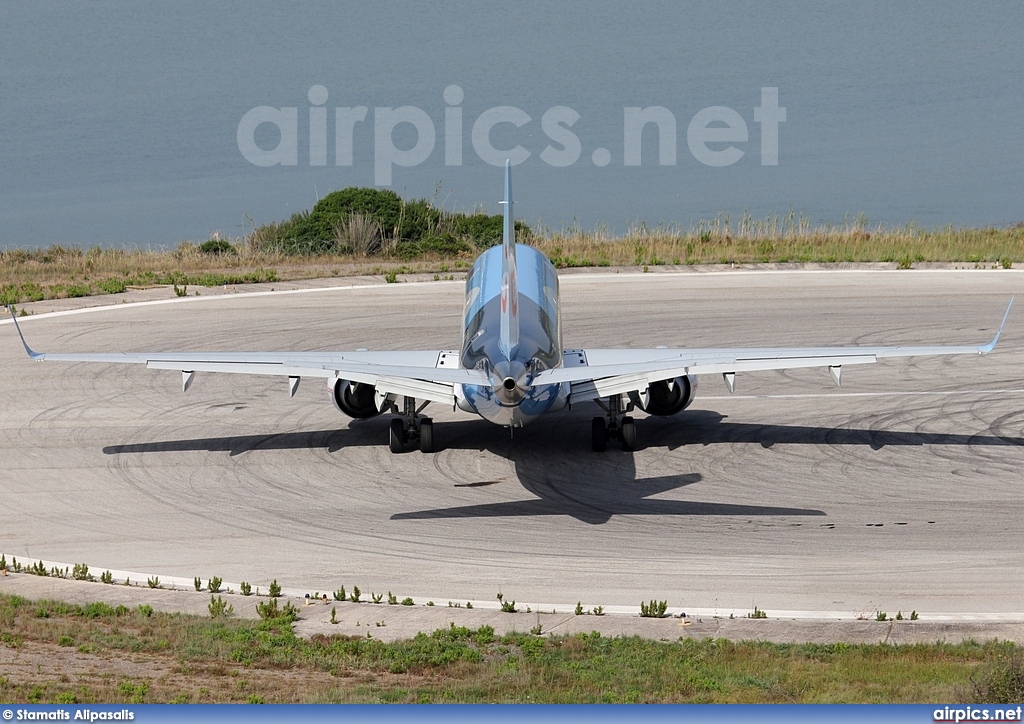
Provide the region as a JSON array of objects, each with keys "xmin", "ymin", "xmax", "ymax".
[
  {"xmin": 748, "ymin": 606, "xmax": 768, "ymax": 619},
  {"xmin": 146, "ymin": 576, "xmax": 160, "ymax": 589},
  {"xmin": 640, "ymin": 600, "xmax": 668, "ymax": 618}
]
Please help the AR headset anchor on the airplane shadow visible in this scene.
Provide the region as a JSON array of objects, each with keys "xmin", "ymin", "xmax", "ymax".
[{"xmin": 102, "ymin": 408, "xmax": 1022, "ymax": 524}]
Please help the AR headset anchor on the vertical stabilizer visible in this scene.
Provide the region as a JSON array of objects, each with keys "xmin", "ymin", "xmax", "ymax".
[{"xmin": 498, "ymin": 159, "xmax": 519, "ymax": 359}]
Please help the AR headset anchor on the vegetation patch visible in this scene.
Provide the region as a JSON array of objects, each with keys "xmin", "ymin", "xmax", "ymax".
[
  {"xmin": 1, "ymin": 201, "xmax": 1020, "ymax": 307},
  {"xmin": 0, "ymin": 592, "xmax": 1020, "ymax": 703}
]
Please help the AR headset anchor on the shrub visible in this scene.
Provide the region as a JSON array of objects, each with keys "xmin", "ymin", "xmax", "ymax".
[
  {"xmin": 240, "ymin": 581, "xmax": 252, "ymax": 596},
  {"xmin": 194, "ymin": 577, "xmax": 202, "ymax": 592},
  {"xmin": 748, "ymin": 606, "xmax": 768, "ymax": 619},
  {"xmin": 100, "ymin": 570, "xmax": 113, "ymax": 584},
  {"xmin": 96, "ymin": 278, "xmax": 128, "ymax": 294},
  {"xmin": 256, "ymin": 597, "xmax": 299, "ymax": 622},
  {"xmin": 387, "ymin": 592, "xmax": 397, "ymax": 605},
  {"xmin": 208, "ymin": 595, "xmax": 233, "ymax": 618},
  {"xmin": 333, "ymin": 586, "xmax": 346, "ymax": 602},
  {"xmin": 72, "ymin": 563, "xmax": 93, "ymax": 581},
  {"xmin": 137, "ymin": 604, "xmax": 153, "ymax": 618},
  {"xmin": 198, "ymin": 239, "xmax": 235, "ymax": 255},
  {"xmin": 640, "ymin": 600, "xmax": 668, "ymax": 618},
  {"xmin": 146, "ymin": 576, "xmax": 160, "ymax": 589},
  {"xmin": 962, "ymin": 651, "xmax": 1024, "ymax": 703},
  {"xmin": 268, "ymin": 580, "xmax": 281, "ymax": 598},
  {"xmin": 349, "ymin": 586, "xmax": 361, "ymax": 603},
  {"xmin": 575, "ymin": 601, "xmax": 584, "ymax": 616},
  {"xmin": 401, "ymin": 598, "xmax": 414, "ymax": 606},
  {"xmin": 208, "ymin": 576, "xmax": 223, "ymax": 594}
]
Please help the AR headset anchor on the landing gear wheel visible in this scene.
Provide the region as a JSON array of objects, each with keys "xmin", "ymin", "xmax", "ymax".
[
  {"xmin": 419, "ymin": 417, "xmax": 434, "ymax": 453},
  {"xmin": 591, "ymin": 417, "xmax": 607, "ymax": 452},
  {"xmin": 620, "ymin": 416, "xmax": 636, "ymax": 451},
  {"xmin": 389, "ymin": 418, "xmax": 405, "ymax": 453}
]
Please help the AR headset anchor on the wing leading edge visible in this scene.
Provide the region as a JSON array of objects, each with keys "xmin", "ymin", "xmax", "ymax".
[{"xmin": 6, "ymin": 305, "xmax": 485, "ymax": 406}]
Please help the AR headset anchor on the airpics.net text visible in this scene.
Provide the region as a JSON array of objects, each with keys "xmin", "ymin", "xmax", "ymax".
[{"xmin": 237, "ymin": 85, "xmax": 786, "ymax": 184}]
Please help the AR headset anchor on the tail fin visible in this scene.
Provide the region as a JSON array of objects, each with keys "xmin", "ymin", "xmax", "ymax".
[{"xmin": 498, "ymin": 159, "xmax": 519, "ymax": 359}]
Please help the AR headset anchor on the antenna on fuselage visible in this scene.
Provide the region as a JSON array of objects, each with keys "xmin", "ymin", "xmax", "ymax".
[{"xmin": 498, "ymin": 159, "xmax": 519, "ymax": 360}]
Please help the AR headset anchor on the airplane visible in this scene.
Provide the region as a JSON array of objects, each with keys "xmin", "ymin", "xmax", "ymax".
[{"xmin": 8, "ymin": 161, "xmax": 1014, "ymax": 454}]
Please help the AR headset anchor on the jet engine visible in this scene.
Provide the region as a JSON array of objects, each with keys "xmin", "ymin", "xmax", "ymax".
[
  {"xmin": 638, "ymin": 374, "xmax": 697, "ymax": 416},
  {"xmin": 331, "ymin": 379, "xmax": 381, "ymax": 419}
]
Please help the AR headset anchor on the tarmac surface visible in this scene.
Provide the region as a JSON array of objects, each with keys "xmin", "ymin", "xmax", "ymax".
[{"xmin": 2, "ymin": 268, "xmax": 1023, "ymax": 637}]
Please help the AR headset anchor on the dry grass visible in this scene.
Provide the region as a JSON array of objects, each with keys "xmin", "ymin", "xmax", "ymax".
[
  {"xmin": 2, "ymin": 221, "xmax": 1021, "ymax": 305},
  {"xmin": 534, "ymin": 217, "xmax": 1023, "ymax": 268}
]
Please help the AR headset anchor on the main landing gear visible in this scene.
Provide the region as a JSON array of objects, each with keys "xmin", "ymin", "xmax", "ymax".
[
  {"xmin": 387, "ymin": 396, "xmax": 434, "ymax": 453},
  {"xmin": 591, "ymin": 394, "xmax": 636, "ymax": 452}
]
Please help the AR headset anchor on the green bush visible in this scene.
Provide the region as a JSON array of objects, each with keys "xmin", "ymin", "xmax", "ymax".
[
  {"xmin": 198, "ymin": 239, "xmax": 235, "ymax": 255},
  {"xmin": 640, "ymin": 600, "xmax": 668, "ymax": 618},
  {"xmin": 208, "ymin": 576, "xmax": 223, "ymax": 594},
  {"xmin": 96, "ymin": 278, "xmax": 128, "ymax": 294},
  {"xmin": 249, "ymin": 185, "xmax": 529, "ymax": 256},
  {"xmin": 963, "ymin": 651, "xmax": 1024, "ymax": 703},
  {"xmin": 240, "ymin": 581, "xmax": 252, "ymax": 596},
  {"xmin": 208, "ymin": 594, "xmax": 233, "ymax": 618},
  {"xmin": 256, "ymin": 597, "xmax": 299, "ymax": 622},
  {"xmin": 268, "ymin": 579, "xmax": 281, "ymax": 598}
]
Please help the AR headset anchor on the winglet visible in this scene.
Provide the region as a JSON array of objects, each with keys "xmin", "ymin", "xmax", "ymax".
[
  {"xmin": 6, "ymin": 305, "xmax": 44, "ymax": 360},
  {"xmin": 978, "ymin": 297, "xmax": 1013, "ymax": 354},
  {"xmin": 497, "ymin": 159, "xmax": 519, "ymax": 360}
]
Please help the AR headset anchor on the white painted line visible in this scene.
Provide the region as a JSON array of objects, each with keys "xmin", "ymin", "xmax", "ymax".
[
  {"xmin": 702, "ymin": 389, "xmax": 1024, "ymax": 401},
  {"xmin": 0, "ymin": 278, "xmax": 464, "ymax": 325}
]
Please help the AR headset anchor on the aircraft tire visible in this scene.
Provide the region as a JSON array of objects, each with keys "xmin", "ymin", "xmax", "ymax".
[
  {"xmin": 419, "ymin": 417, "xmax": 434, "ymax": 453},
  {"xmin": 591, "ymin": 417, "xmax": 607, "ymax": 452},
  {"xmin": 389, "ymin": 418, "xmax": 405, "ymax": 453},
  {"xmin": 620, "ymin": 416, "xmax": 636, "ymax": 451}
]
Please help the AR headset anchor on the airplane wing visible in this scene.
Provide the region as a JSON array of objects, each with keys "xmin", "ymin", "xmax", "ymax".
[
  {"xmin": 6, "ymin": 306, "xmax": 486, "ymax": 407},
  {"xmin": 536, "ymin": 299, "xmax": 1014, "ymax": 403}
]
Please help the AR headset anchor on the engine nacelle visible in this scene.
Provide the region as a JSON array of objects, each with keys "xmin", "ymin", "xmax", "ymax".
[
  {"xmin": 639, "ymin": 374, "xmax": 697, "ymax": 417},
  {"xmin": 331, "ymin": 379, "xmax": 382, "ymax": 419}
]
